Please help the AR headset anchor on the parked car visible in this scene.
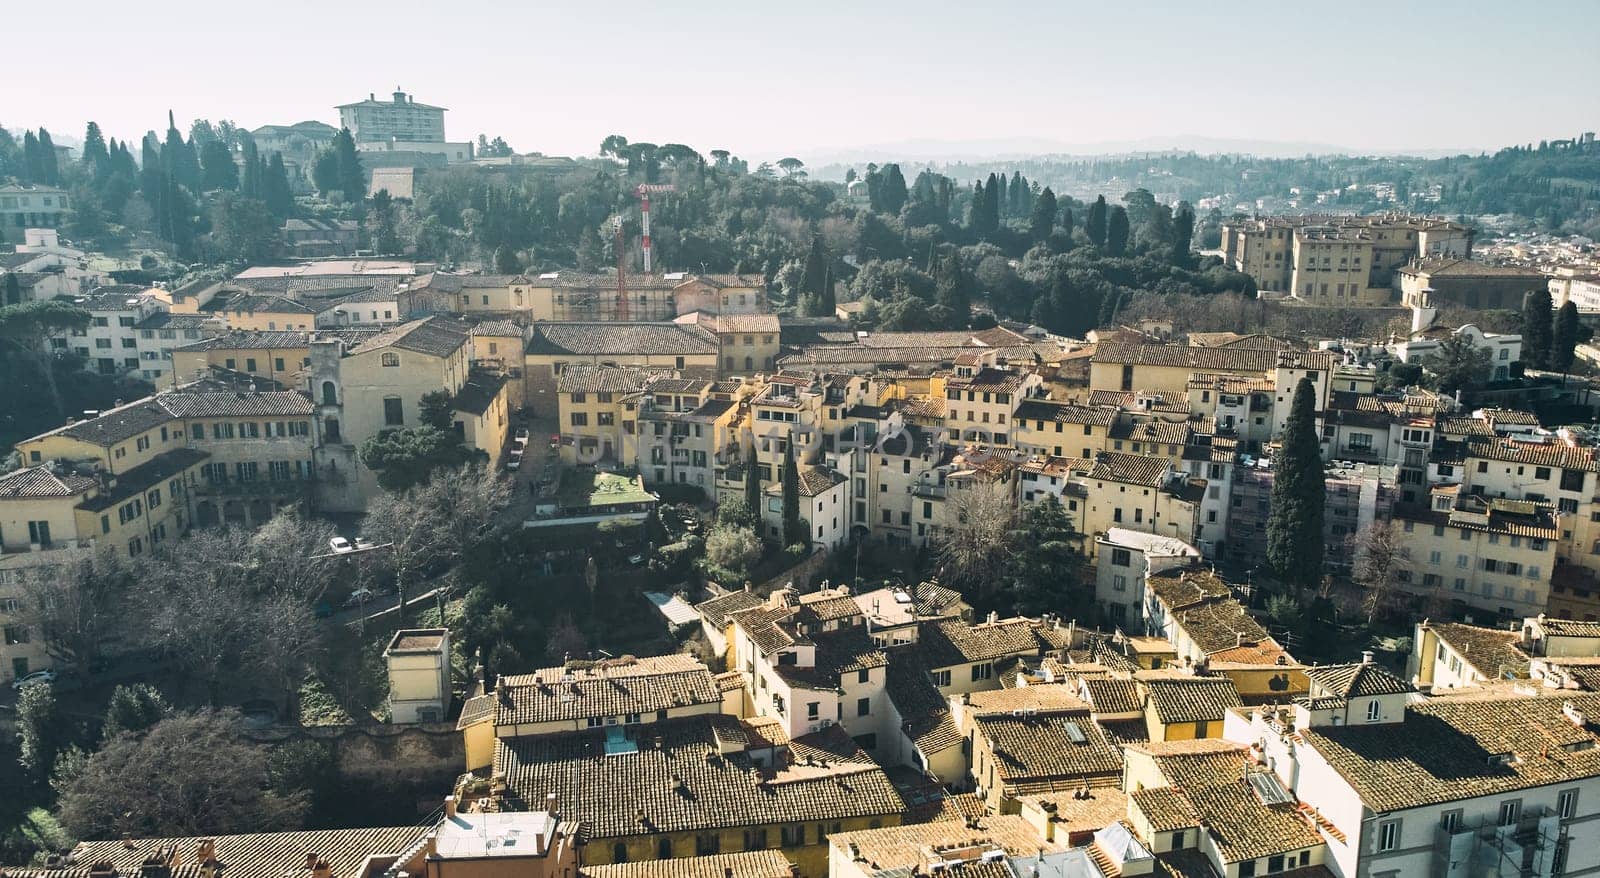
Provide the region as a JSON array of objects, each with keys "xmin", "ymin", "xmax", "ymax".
[
  {"xmin": 329, "ymin": 536, "xmax": 354, "ymax": 554},
  {"xmin": 507, "ymin": 448, "xmax": 525, "ymax": 471},
  {"xmin": 514, "ymin": 427, "xmax": 530, "ymax": 444},
  {"xmin": 344, "ymin": 588, "xmax": 376, "ymax": 607},
  {"xmin": 11, "ymin": 670, "xmax": 56, "ymax": 690}
]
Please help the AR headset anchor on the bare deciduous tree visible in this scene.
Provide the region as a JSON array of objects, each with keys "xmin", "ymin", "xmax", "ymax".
[
  {"xmin": 18, "ymin": 546, "xmax": 134, "ymax": 669},
  {"xmin": 363, "ymin": 463, "xmax": 512, "ymax": 611},
  {"xmin": 935, "ymin": 479, "xmax": 1018, "ymax": 600},
  {"xmin": 1351, "ymin": 520, "xmax": 1401, "ymax": 625}
]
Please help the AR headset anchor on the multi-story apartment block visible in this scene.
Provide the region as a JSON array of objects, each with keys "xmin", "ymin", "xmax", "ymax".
[
  {"xmin": 523, "ymin": 322, "xmax": 720, "ymax": 404},
  {"xmin": 1226, "ymin": 670, "xmax": 1600, "ymax": 878},
  {"xmin": 1094, "ymin": 528, "xmax": 1201, "ymax": 631},
  {"xmin": 941, "ymin": 353, "xmax": 1043, "ymax": 448},
  {"xmin": 310, "ymin": 317, "xmax": 506, "ymax": 508},
  {"xmin": 1223, "ymin": 214, "xmax": 1473, "ymax": 301},
  {"xmin": 1397, "ymin": 256, "xmax": 1547, "ymax": 311},
  {"xmin": 51, "ymin": 287, "xmax": 169, "ymax": 376},
  {"xmin": 1078, "ymin": 452, "xmax": 1205, "ymax": 559},
  {"xmin": 1393, "ymin": 488, "xmax": 1558, "ymax": 620},
  {"xmin": 336, "ymin": 89, "xmax": 473, "ymax": 163},
  {"xmin": 0, "ymin": 184, "xmax": 71, "ymax": 231}
]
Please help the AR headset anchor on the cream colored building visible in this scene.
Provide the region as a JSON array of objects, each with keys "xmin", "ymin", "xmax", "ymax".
[
  {"xmin": 1393, "ymin": 489, "xmax": 1558, "ymax": 619},
  {"xmin": 385, "ymin": 628, "xmax": 452, "ymax": 723}
]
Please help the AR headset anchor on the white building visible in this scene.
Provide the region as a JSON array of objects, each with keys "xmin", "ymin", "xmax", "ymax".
[
  {"xmin": 336, "ymin": 89, "xmax": 473, "ymax": 164},
  {"xmin": 52, "ymin": 288, "xmax": 168, "ymax": 376},
  {"xmin": 1093, "ymin": 528, "xmax": 1200, "ymax": 632},
  {"xmin": 1226, "ymin": 668, "xmax": 1600, "ymax": 878}
]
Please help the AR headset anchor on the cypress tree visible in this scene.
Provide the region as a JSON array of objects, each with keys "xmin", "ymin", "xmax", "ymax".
[
  {"xmin": 934, "ymin": 250, "xmax": 970, "ymax": 322},
  {"xmin": 1060, "ymin": 205, "xmax": 1074, "ymax": 241},
  {"xmin": 1008, "ymin": 171, "xmax": 1026, "ymax": 217},
  {"xmin": 1522, "ymin": 289, "xmax": 1554, "ymax": 368},
  {"xmin": 1106, "ymin": 205, "xmax": 1130, "ymax": 256},
  {"xmin": 163, "ymin": 111, "xmax": 201, "ymax": 191},
  {"xmin": 199, "ymin": 139, "xmax": 239, "ymax": 191},
  {"xmin": 21, "ymin": 131, "xmax": 40, "ymax": 183},
  {"xmin": 263, "ymin": 153, "xmax": 294, "ymax": 218},
  {"xmin": 82, "ymin": 122, "xmax": 109, "ymax": 175},
  {"xmin": 879, "ymin": 164, "xmax": 908, "ymax": 215},
  {"xmin": 240, "ymin": 139, "xmax": 261, "ymax": 199},
  {"xmin": 744, "ymin": 453, "xmax": 764, "ymax": 525},
  {"xmin": 1266, "ymin": 377, "xmax": 1326, "ymax": 590},
  {"xmin": 1029, "ymin": 187, "xmax": 1057, "ymax": 243},
  {"xmin": 984, "ymin": 173, "xmax": 1001, "ymax": 235},
  {"xmin": 35, "ymin": 129, "xmax": 60, "ymax": 185},
  {"xmin": 781, "ymin": 437, "xmax": 804, "ymax": 546},
  {"xmin": 970, "ymin": 180, "xmax": 987, "ymax": 232},
  {"xmin": 1552, "ymin": 301, "xmax": 1581, "ymax": 376},
  {"xmin": 1171, "ymin": 202, "xmax": 1196, "ymax": 265},
  {"xmin": 333, "ymin": 128, "xmax": 366, "ymax": 203},
  {"xmin": 994, "ymin": 172, "xmax": 1008, "ymax": 218},
  {"xmin": 1086, "ymin": 195, "xmax": 1108, "ymax": 248},
  {"xmin": 800, "ymin": 235, "xmax": 828, "ymax": 304}
]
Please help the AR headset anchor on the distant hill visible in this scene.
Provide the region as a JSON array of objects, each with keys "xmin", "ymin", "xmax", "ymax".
[{"xmin": 800, "ymin": 135, "xmax": 1473, "ymax": 166}]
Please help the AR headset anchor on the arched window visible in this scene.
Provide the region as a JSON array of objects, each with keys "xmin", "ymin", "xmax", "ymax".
[{"xmin": 321, "ymin": 381, "xmax": 338, "ymax": 405}]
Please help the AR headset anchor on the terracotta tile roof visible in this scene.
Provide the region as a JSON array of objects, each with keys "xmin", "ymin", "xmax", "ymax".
[
  {"xmin": 1429, "ymin": 622, "xmax": 1529, "ymax": 679},
  {"xmin": 495, "ymin": 654, "xmax": 721, "ymax": 727},
  {"xmin": 975, "ymin": 710, "xmax": 1123, "ymax": 788},
  {"xmin": 1172, "ymin": 600, "xmax": 1271, "ymax": 656},
  {"xmin": 1143, "ymin": 677, "xmax": 1243, "ymax": 725},
  {"xmin": 468, "ymin": 319, "xmax": 525, "ymax": 337},
  {"xmin": 158, "ymin": 389, "xmax": 315, "ymax": 418},
  {"xmin": 1017, "ymin": 398, "xmax": 1120, "ymax": 425},
  {"xmin": 1183, "ymin": 781, "xmax": 1323, "ymax": 863},
  {"xmin": 456, "ymin": 694, "xmax": 496, "ymax": 729},
  {"xmin": 1466, "ymin": 438, "xmax": 1600, "ymax": 474},
  {"xmin": 1110, "ymin": 419, "xmax": 1191, "ymax": 446},
  {"xmin": 945, "ymin": 367, "xmax": 1027, "ymax": 393},
  {"xmin": 965, "ymin": 685, "xmax": 1090, "ymax": 716},
  {"xmin": 884, "ymin": 650, "xmax": 962, "ymax": 754},
  {"xmin": 1302, "ymin": 660, "xmax": 1413, "ymax": 699},
  {"xmin": 917, "ymin": 618, "xmax": 1046, "ymax": 668},
  {"xmin": 46, "ymin": 399, "xmax": 174, "ymax": 446},
  {"xmin": 1146, "ymin": 569, "xmax": 1233, "ymax": 611},
  {"xmin": 556, "ymin": 365, "xmax": 647, "ymax": 395},
  {"xmin": 1301, "ymin": 693, "xmax": 1600, "ymax": 812},
  {"xmin": 1132, "ymin": 786, "xmax": 1201, "ymax": 831},
  {"xmin": 1537, "ymin": 619, "xmax": 1600, "ymax": 638},
  {"xmin": 827, "ymin": 815, "xmax": 1067, "ymax": 873},
  {"xmin": 76, "ymin": 448, "xmax": 209, "ymax": 513},
  {"xmin": 1094, "ymin": 343, "xmax": 1332, "ymax": 374},
  {"xmin": 1081, "ymin": 678, "xmax": 1143, "ymax": 716},
  {"xmin": 1086, "ymin": 389, "xmax": 1191, "ymax": 413},
  {"xmin": 58, "ymin": 826, "xmax": 433, "ymax": 878},
  {"xmin": 694, "ymin": 589, "xmax": 764, "ymax": 629},
  {"xmin": 451, "ymin": 372, "xmax": 507, "ymax": 416},
  {"xmin": 795, "ymin": 465, "xmax": 846, "ymax": 497},
  {"xmin": 528, "ymin": 322, "xmax": 717, "ymax": 357},
  {"xmin": 1142, "ymin": 741, "xmax": 1250, "ymax": 789},
  {"xmin": 1021, "ymin": 787, "xmax": 1128, "ymax": 837},
  {"xmin": 579, "ymin": 850, "xmax": 793, "ymax": 878},
  {"xmin": 494, "ymin": 716, "xmax": 904, "ymax": 840},
  {"xmin": 347, "ymin": 316, "xmax": 468, "ymax": 358},
  {"xmin": 1088, "ymin": 452, "xmax": 1172, "ymax": 487},
  {"xmin": 1393, "ymin": 499, "xmax": 1558, "ymax": 540},
  {"xmin": 0, "ymin": 466, "xmax": 97, "ymax": 498}
]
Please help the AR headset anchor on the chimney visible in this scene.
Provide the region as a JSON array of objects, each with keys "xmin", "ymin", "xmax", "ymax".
[
  {"xmin": 444, "ymin": 796, "xmax": 457, "ymax": 819},
  {"xmin": 304, "ymin": 854, "xmax": 318, "ymax": 871},
  {"xmin": 987, "ymin": 610, "xmax": 999, "ymax": 625},
  {"xmin": 545, "ymin": 792, "xmax": 559, "ymax": 815},
  {"xmin": 1361, "ymin": 650, "xmax": 1374, "ymax": 665},
  {"xmin": 195, "ymin": 841, "xmax": 216, "ymax": 866},
  {"xmin": 1237, "ymin": 632, "xmax": 1247, "ymax": 647},
  {"xmin": 311, "ymin": 859, "xmax": 332, "ymax": 878}
]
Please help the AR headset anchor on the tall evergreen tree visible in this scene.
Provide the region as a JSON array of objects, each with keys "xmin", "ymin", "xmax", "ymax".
[
  {"xmin": 1060, "ymin": 205, "xmax": 1074, "ymax": 241},
  {"xmin": 139, "ymin": 139, "xmax": 163, "ymax": 198},
  {"xmin": 1266, "ymin": 377, "xmax": 1326, "ymax": 590},
  {"xmin": 879, "ymin": 164, "xmax": 908, "ymax": 215},
  {"xmin": 35, "ymin": 129, "xmax": 60, "ymax": 185},
  {"xmin": 1522, "ymin": 288, "xmax": 1554, "ymax": 368},
  {"xmin": 970, "ymin": 179, "xmax": 988, "ymax": 232},
  {"xmin": 21, "ymin": 130, "xmax": 40, "ymax": 183},
  {"xmin": 994, "ymin": 172, "xmax": 1008, "ymax": 218},
  {"xmin": 199, "ymin": 139, "xmax": 239, "ymax": 191},
  {"xmin": 1106, "ymin": 205, "xmax": 1130, "ymax": 256},
  {"xmin": 1008, "ymin": 171, "xmax": 1026, "ymax": 217},
  {"xmin": 240, "ymin": 139, "xmax": 262, "ymax": 199},
  {"xmin": 1029, "ymin": 187, "xmax": 1057, "ymax": 243},
  {"xmin": 1552, "ymin": 301, "xmax": 1581, "ymax": 376},
  {"xmin": 263, "ymin": 152, "xmax": 294, "ymax": 218},
  {"xmin": 934, "ymin": 250, "xmax": 971, "ymax": 322},
  {"xmin": 781, "ymin": 437, "xmax": 804, "ymax": 546},
  {"xmin": 1171, "ymin": 202, "xmax": 1196, "ymax": 265},
  {"xmin": 800, "ymin": 235, "xmax": 828, "ymax": 305},
  {"xmin": 82, "ymin": 122, "xmax": 110, "ymax": 176},
  {"xmin": 162, "ymin": 111, "xmax": 201, "ymax": 191},
  {"xmin": 332, "ymin": 128, "xmax": 366, "ymax": 203},
  {"xmin": 984, "ymin": 173, "xmax": 1001, "ymax": 235},
  {"xmin": 1086, "ymin": 195, "xmax": 1108, "ymax": 248},
  {"xmin": 744, "ymin": 454, "xmax": 764, "ymax": 525}
]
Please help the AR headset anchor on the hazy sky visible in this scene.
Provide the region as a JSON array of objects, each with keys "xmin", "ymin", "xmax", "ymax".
[{"xmin": 8, "ymin": 0, "xmax": 1597, "ymax": 161}]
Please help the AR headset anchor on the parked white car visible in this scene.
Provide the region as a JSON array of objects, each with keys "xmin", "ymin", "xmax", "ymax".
[
  {"xmin": 329, "ymin": 537, "xmax": 354, "ymax": 554},
  {"xmin": 11, "ymin": 670, "xmax": 56, "ymax": 690}
]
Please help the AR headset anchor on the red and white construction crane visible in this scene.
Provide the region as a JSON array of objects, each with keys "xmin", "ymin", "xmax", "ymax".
[{"xmin": 634, "ymin": 183, "xmax": 676, "ymax": 275}]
